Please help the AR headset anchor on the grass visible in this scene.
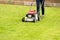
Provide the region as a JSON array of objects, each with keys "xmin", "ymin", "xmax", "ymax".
[{"xmin": 0, "ymin": 4, "xmax": 60, "ymax": 40}]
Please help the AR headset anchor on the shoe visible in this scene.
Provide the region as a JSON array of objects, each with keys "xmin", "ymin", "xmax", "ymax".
[
  {"xmin": 42, "ymin": 15, "xmax": 44, "ymax": 17},
  {"xmin": 38, "ymin": 17, "xmax": 40, "ymax": 21},
  {"xmin": 42, "ymin": 15, "xmax": 44, "ymax": 19}
]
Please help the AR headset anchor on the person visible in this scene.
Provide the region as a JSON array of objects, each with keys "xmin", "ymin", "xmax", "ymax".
[{"xmin": 36, "ymin": 0, "xmax": 45, "ymax": 21}]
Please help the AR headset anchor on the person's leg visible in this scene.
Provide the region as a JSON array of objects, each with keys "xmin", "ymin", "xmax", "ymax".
[
  {"xmin": 36, "ymin": 0, "xmax": 40, "ymax": 21},
  {"xmin": 41, "ymin": 0, "xmax": 45, "ymax": 16}
]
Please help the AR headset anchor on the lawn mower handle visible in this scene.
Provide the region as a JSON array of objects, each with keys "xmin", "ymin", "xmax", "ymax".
[{"xmin": 30, "ymin": 0, "xmax": 35, "ymax": 10}]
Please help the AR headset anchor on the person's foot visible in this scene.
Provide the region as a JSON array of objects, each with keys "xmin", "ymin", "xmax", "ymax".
[
  {"xmin": 42, "ymin": 15, "xmax": 44, "ymax": 17},
  {"xmin": 38, "ymin": 17, "xmax": 40, "ymax": 21},
  {"xmin": 41, "ymin": 15, "xmax": 44, "ymax": 19}
]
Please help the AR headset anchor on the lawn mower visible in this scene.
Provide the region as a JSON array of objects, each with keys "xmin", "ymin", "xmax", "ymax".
[
  {"xmin": 22, "ymin": 0, "xmax": 38, "ymax": 22},
  {"xmin": 22, "ymin": 10, "xmax": 38, "ymax": 22}
]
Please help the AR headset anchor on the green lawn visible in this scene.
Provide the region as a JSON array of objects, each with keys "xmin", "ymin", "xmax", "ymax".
[{"xmin": 0, "ymin": 4, "xmax": 60, "ymax": 40}]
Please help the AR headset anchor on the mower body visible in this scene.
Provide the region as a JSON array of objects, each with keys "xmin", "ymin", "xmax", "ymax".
[{"xmin": 22, "ymin": 10, "xmax": 38, "ymax": 22}]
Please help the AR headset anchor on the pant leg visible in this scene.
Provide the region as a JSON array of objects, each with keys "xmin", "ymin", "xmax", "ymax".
[
  {"xmin": 41, "ymin": 0, "xmax": 45, "ymax": 15},
  {"xmin": 36, "ymin": 0, "xmax": 40, "ymax": 17}
]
